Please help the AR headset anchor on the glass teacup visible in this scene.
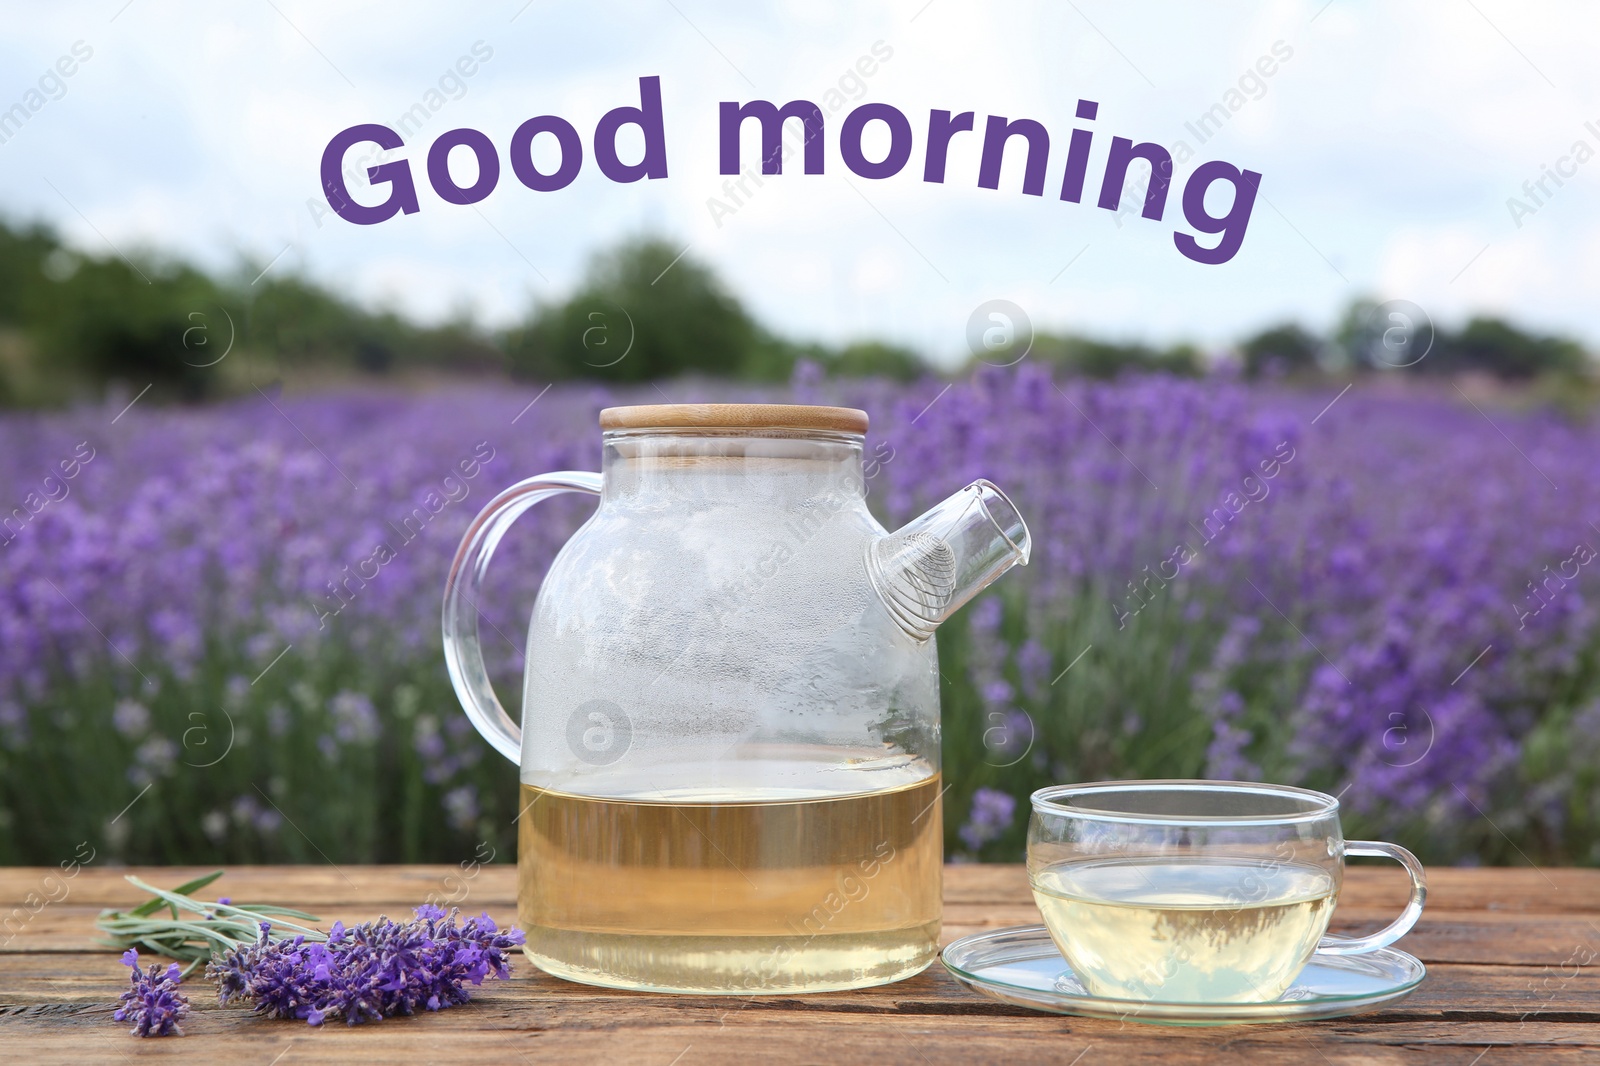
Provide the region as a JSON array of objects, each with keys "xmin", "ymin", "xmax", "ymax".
[{"xmin": 1027, "ymin": 780, "xmax": 1427, "ymax": 1004}]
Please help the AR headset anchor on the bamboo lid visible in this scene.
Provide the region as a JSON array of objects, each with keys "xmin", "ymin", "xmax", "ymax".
[{"xmin": 599, "ymin": 403, "xmax": 868, "ymax": 435}]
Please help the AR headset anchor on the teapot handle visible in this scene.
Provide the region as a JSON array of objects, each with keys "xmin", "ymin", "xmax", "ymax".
[{"xmin": 442, "ymin": 471, "xmax": 602, "ymax": 764}]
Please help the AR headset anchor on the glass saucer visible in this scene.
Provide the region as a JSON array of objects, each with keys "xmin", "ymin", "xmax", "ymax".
[{"xmin": 941, "ymin": 925, "xmax": 1425, "ymax": 1026}]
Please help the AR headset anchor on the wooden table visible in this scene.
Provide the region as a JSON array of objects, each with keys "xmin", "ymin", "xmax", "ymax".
[{"xmin": 2, "ymin": 864, "xmax": 1596, "ymax": 1063}]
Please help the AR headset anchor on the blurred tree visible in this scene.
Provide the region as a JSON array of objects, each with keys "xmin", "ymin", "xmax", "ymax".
[
  {"xmin": 1, "ymin": 220, "xmax": 932, "ymax": 400},
  {"xmin": 245, "ymin": 274, "xmax": 372, "ymax": 364},
  {"xmin": 504, "ymin": 236, "xmax": 769, "ymax": 382},
  {"xmin": 7, "ymin": 216, "xmax": 1592, "ymax": 404},
  {"xmin": 0, "ymin": 221, "xmax": 55, "ymax": 328},
  {"xmin": 822, "ymin": 340, "xmax": 925, "ymax": 380},
  {"xmin": 1335, "ymin": 298, "xmax": 1590, "ymax": 378},
  {"xmin": 1029, "ymin": 333, "xmax": 1200, "ymax": 378},
  {"xmin": 244, "ymin": 275, "xmax": 501, "ymax": 374},
  {"xmin": 46, "ymin": 259, "xmax": 221, "ymax": 401},
  {"xmin": 1239, "ymin": 323, "xmax": 1321, "ymax": 378},
  {"xmin": 1333, "ymin": 298, "xmax": 1384, "ymax": 370},
  {"xmin": 0, "ymin": 218, "xmax": 510, "ymax": 405},
  {"xmin": 1434, "ymin": 317, "xmax": 1587, "ymax": 378},
  {"xmin": 1151, "ymin": 343, "xmax": 1203, "ymax": 377}
]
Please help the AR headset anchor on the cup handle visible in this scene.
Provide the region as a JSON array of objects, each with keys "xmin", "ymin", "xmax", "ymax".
[
  {"xmin": 1317, "ymin": 840, "xmax": 1428, "ymax": 955},
  {"xmin": 441, "ymin": 471, "xmax": 602, "ymax": 764}
]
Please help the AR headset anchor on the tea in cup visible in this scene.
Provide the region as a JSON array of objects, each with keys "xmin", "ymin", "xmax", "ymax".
[{"xmin": 1027, "ymin": 781, "xmax": 1427, "ymax": 1003}]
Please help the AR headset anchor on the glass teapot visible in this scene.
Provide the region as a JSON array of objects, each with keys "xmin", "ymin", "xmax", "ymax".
[{"xmin": 443, "ymin": 403, "xmax": 1030, "ymax": 994}]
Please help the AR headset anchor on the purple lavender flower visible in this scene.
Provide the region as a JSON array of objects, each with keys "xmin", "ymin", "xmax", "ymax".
[
  {"xmin": 1015, "ymin": 639, "xmax": 1052, "ymax": 701},
  {"xmin": 959, "ymin": 787, "xmax": 1017, "ymax": 851},
  {"xmin": 114, "ymin": 949, "xmax": 190, "ymax": 1037},
  {"xmin": 980, "ymin": 679, "xmax": 1015, "ymax": 709},
  {"xmin": 111, "ymin": 699, "xmax": 149, "ymax": 738},
  {"xmin": 442, "ymin": 785, "xmax": 479, "ymax": 832},
  {"xmin": 207, "ymin": 906, "xmax": 524, "ymax": 1026},
  {"xmin": 5, "ymin": 376, "xmax": 1600, "ymax": 864},
  {"xmin": 128, "ymin": 736, "xmax": 178, "ymax": 786},
  {"xmin": 329, "ymin": 691, "xmax": 379, "ymax": 744}
]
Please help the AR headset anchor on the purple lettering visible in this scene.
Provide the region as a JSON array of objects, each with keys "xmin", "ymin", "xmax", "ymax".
[
  {"xmin": 840, "ymin": 103, "xmax": 912, "ymax": 179},
  {"xmin": 321, "ymin": 124, "xmax": 419, "ymax": 225},
  {"xmin": 1059, "ymin": 99, "xmax": 1098, "ymax": 203},
  {"xmin": 595, "ymin": 76, "xmax": 669, "ymax": 183},
  {"xmin": 923, "ymin": 109, "xmax": 974, "ymax": 183},
  {"xmin": 719, "ymin": 99, "xmax": 824, "ymax": 175},
  {"xmin": 427, "ymin": 128, "xmax": 499, "ymax": 205},
  {"xmin": 1174, "ymin": 160, "xmax": 1261, "ymax": 265},
  {"xmin": 1097, "ymin": 136, "xmax": 1172, "ymax": 219},
  {"xmin": 510, "ymin": 115, "xmax": 583, "ymax": 192},
  {"xmin": 978, "ymin": 115, "xmax": 1049, "ymax": 196}
]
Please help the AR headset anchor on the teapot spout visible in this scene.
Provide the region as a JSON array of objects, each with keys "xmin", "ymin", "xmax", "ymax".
[{"xmin": 866, "ymin": 479, "xmax": 1031, "ymax": 641}]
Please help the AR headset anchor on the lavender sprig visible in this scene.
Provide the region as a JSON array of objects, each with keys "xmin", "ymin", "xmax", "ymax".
[
  {"xmin": 113, "ymin": 950, "xmax": 190, "ymax": 1037},
  {"xmin": 208, "ymin": 904, "xmax": 525, "ymax": 1026},
  {"xmin": 97, "ymin": 872, "xmax": 524, "ymax": 1035}
]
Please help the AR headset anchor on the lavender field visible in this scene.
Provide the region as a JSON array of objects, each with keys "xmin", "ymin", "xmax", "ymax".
[{"xmin": 2, "ymin": 366, "xmax": 1596, "ymax": 867}]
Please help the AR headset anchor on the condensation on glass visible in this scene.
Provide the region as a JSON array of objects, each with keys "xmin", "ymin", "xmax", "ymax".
[{"xmin": 443, "ymin": 404, "xmax": 1030, "ymax": 993}]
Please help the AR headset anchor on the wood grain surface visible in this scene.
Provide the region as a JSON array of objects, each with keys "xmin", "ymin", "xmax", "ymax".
[{"xmin": 2, "ymin": 864, "xmax": 1596, "ymax": 1064}]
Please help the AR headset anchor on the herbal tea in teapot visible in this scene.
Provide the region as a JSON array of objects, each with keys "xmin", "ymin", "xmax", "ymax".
[
  {"xmin": 444, "ymin": 404, "xmax": 1030, "ymax": 993},
  {"xmin": 517, "ymin": 766, "xmax": 942, "ymax": 992}
]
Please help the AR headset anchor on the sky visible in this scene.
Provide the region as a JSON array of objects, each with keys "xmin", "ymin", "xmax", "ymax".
[{"xmin": 1, "ymin": 0, "xmax": 1597, "ymax": 366}]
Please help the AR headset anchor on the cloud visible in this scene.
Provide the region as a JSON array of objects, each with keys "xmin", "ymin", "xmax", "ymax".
[{"xmin": 1, "ymin": 0, "xmax": 1597, "ymax": 360}]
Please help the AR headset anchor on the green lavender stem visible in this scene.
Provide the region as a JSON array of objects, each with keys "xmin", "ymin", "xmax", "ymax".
[{"xmin": 95, "ymin": 871, "xmax": 324, "ymax": 977}]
